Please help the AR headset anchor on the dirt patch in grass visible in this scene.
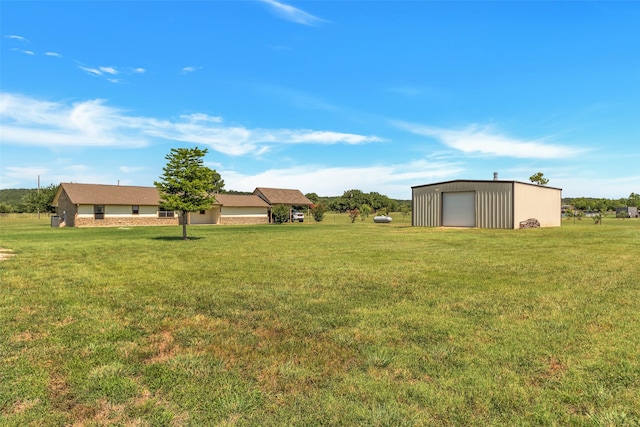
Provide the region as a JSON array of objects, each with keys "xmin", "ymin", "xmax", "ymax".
[
  {"xmin": 144, "ymin": 330, "xmax": 181, "ymax": 364},
  {"xmin": 7, "ymin": 398, "xmax": 41, "ymax": 415},
  {"xmin": 11, "ymin": 330, "xmax": 50, "ymax": 343},
  {"xmin": 0, "ymin": 248, "xmax": 15, "ymax": 260}
]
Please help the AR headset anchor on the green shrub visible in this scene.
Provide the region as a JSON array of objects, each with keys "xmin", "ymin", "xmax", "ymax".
[
  {"xmin": 271, "ymin": 204, "xmax": 290, "ymax": 224},
  {"xmin": 311, "ymin": 203, "xmax": 327, "ymax": 222}
]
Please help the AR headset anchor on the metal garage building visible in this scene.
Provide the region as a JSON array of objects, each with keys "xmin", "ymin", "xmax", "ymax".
[{"xmin": 412, "ymin": 178, "xmax": 562, "ymax": 229}]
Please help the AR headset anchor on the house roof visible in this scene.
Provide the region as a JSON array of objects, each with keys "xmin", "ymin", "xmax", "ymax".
[
  {"xmin": 53, "ymin": 183, "xmax": 162, "ymax": 206},
  {"xmin": 253, "ymin": 187, "xmax": 312, "ymax": 205},
  {"xmin": 214, "ymin": 194, "xmax": 270, "ymax": 208},
  {"xmin": 52, "ymin": 183, "xmax": 311, "ymax": 208}
]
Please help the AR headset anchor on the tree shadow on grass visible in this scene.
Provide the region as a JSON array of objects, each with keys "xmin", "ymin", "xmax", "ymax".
[{"xmin": 151, "ymin": 236, "xmax": 204, "ymax": 241}]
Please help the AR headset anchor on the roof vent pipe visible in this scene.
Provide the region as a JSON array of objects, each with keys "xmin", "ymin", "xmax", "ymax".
[{"xmin": 493, "ymin": 172, "xmax": 498, "ymax": 181}]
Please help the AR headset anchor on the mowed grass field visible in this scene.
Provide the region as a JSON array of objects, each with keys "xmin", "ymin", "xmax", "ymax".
[{"xmin": 1, "ymin": 215, "xmax": 639, "ymax": 426}]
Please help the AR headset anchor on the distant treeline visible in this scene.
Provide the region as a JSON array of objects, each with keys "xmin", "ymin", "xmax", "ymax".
[{"xmin": 562, "ymin": 194, "xmax": 639, "ymax": 212}]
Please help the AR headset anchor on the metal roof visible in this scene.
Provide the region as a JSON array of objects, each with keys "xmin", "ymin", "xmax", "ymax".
[{"xmin": 411, "ymin": 179, "xmax": 562, "ymax": 191}]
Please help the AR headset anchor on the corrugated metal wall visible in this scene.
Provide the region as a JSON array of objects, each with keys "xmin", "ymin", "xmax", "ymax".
[
  {"xmin": 412, "ymin": 181, "xmax": 514, "ymax": 228},
  {"xmin": 412, "ymin": 186, "xmax": 440, "ymax": 226},
  {"xmin": 475, "ymin": 184, "xmax": 513, "ymax": 228}
]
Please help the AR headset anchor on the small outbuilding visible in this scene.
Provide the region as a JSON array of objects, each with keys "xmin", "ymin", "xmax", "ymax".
[
  {"xmin": 253, "ymin": 187, "xmax": 313, "ymax": 223},
  {"xmin": 615, "ymin": 206, "xmax": 639, "ymax": 218},
  {"xmin": 412, "ymin": 178, "xmax": 562, "ymax": 229}
]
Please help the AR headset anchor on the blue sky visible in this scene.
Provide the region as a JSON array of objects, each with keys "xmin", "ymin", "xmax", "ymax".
[{"xmin": 1, "ymin": 1, "xmax": 638, "ymax": 199}]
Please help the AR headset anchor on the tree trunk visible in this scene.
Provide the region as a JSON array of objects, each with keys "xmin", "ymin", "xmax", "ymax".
[{"xmin": 182, "ymin": 212, "xmax": 188, "ymax": 240}]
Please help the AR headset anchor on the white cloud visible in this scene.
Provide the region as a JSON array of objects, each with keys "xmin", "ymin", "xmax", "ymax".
[
  {"xmin": 278, "ymin": 130, "xmax": 382, "ymax": 145},
  {"xmin": 79, "ymin": 65, "xmax": 103, "ymax": 76},
  {"xmin": 181, "ymin": 113, "xmax": 223, "ymax": 123},
  {"xmin": 77, "ymin": 64, "xmax": 146, "ymax": 81},
  {"xmin": 12, "ymin": 48, "xmax": 34, "ymax": 55},
  {"xmin": 0, "ymin": 93, "xmax": 382, "ymax": 154},
  {"xmin": 79, "ymin": 65, "xmax": 118, "ymax": 76},
  {"xmin": 45, "ymin": 51, "xmax": 62, "ymax": 58},
  {"xmin": 222, "ymin": 160, "xmax": 464, "ymax": 199},
  {"xmin": 99, "ymin": 66, "xmax": 118, "ymax": 75},
  {"xmin": 394, "ymin": 121, "xmax": 582, "ymax": 159},
  {"xmin": 5, "ymin": 35, "xmax": 29, "ymax": 42},
  {"xmin": 181, "ymin": 66, "xmax": 201, "ymax": 74},
  {"xmin": 260, "ymin": 0, "xmax": 326, "ymax": 26},
  {"xmin": 0, "ymin": 93, "xmax": 148, "ymax": 148}
]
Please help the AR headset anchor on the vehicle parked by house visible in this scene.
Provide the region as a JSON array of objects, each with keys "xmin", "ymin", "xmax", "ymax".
[{"xmin": 291, "ymin": 210, "xmax": 304, "ymax": 222}]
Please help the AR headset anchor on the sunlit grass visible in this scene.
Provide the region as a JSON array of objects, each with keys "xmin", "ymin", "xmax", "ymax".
[{"xmin": 1, "ymin": 216, "xmax": 639, "ymax": 425}]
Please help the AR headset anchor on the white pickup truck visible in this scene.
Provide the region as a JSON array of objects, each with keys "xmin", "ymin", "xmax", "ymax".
[{"xmin": 291, "ymin": 210, "xmax": 304, "ymax": 222}]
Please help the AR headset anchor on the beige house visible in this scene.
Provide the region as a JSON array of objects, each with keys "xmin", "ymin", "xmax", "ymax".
[
  {"xmin": 52, "ymin": 183, "xmax": 309, "ymax": 227},
  {"xmin": 52, "ymin": 183, "xmax": 178, "ymax": 227},
  {"xmin": 412, "ymin": 179, "xmax": 562, "ymax": 229},
  {"xmin": 189, "ymin": 194, "xmax": 270, "ymax": 225}
]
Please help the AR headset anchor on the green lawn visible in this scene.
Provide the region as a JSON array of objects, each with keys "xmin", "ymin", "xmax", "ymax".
[{"xmin": 1, "ymin": 216, "xmax": 638, "ymax": 426}]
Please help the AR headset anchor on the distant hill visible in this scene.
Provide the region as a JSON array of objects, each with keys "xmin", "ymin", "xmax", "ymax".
[{"xmin": 0, "ymin": 188, "xmax": 31, "ymax": 205}]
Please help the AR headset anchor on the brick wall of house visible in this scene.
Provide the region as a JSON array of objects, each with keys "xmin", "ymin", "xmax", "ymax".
[
  {"xmin": 75, "ymin": 216, "xmax": 180, "ymax": 227},
  {"xmin": 56, "ymin": 191, "xmax": 78, "ymax": 227},
  {"xmin": 220, "ymin": 216, "xmax": 268, "ymax": 225}
]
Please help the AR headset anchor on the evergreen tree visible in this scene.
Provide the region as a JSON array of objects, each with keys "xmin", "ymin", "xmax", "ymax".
[{"xmin": 155, "ymin": 147, "xmax": 222, "ymax": 240}]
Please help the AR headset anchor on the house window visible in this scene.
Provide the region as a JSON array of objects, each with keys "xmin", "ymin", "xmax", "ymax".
[
  {"xmin": 132, "ymin": 205, "xmax": 139, "ymax": 215},
  {"xmin": 200, "ymin": 210, "xmax": 206, "ymax": 214},
  {"xmin": 158, "ymin": 208, "xmax": 174, "ymax": 218},
  {"xmin": 94, "ymin": 205, "xmax": 105, "ymax": 220}
]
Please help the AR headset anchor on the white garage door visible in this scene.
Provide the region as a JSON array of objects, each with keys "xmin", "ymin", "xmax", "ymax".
[{"xmin": 442, "ymin": 192, "xmax": 475, "ymax": 227}]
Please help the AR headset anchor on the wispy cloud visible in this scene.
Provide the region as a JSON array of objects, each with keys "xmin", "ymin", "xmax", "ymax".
[
  {"xmin": 180, "ymin": 113, "xmax": 223, "ymax": 123},
  {"xmin": 0, "ymin": 93, "xmax": 381, "ymax": 155},
  {"xmin": 45, "ymin": 51, "xmax": 62, "ymax": 58},
  {"xmin": 78, "ymin": 65, "xmax": 119, "ymax": 76},
  {"xmin": 6, "ymin": 35, "xmax": 35, "ymax": 56},
  {"xmin": 99, "ymin": 66, "xmax": 118, "ymax": 75},
  {"xmin": 76, "ymin": 64, "xmax": 135, "ymax": 83},
  {"xmin": 11, "ymin": 48, "xmax": 34, "ymax": 55},
  {"xmin": 181, "ymin": 66, "xmax": 202, "ymax": 74},
  {"xmin": 393, "ymin": 121, "xmax": 582, "ymax": 159},
  {"xmin": 78, "ymin": 65, "xmax": 103, "ymax": 76},
  {"xmin": 145, "ymin": 112, "xmax": 382, "ymax": 155},
  {"xmin": 5, "ymin": 34, "xmax": 29, "ymax": 42},
  {"xmin": 260, "ymin": 0, "xmax": 326, "ymax": 26}
]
